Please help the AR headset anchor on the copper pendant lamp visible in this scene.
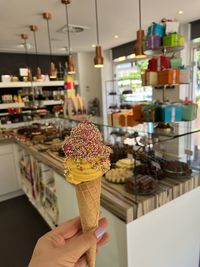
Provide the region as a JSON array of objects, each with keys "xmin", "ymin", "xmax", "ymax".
[
  {"xmin": 135, "ymin": 0, "xmax": 146, "ymax": 58},
  {"xmin": 61, "ymin": 0, "xmax": 76, "ymax": 75},
  {"xmin": 30, "ymin": 25, "xmax": 42, "ymax": 80},
  {"xmin": 43, "ymin": 12, "xmax": 57, "ymax": 80},
  {"xmin": 21, "ymin": 34, "xmax": 32, "ymax": 81},
  {"xmin": 94, "ymin": 0, "xmax": 104, "ymax": 68}
]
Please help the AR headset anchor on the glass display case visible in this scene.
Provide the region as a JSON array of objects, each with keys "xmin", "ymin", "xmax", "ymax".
[
  {"xmin": 6, "ymin": 116, "xmax": 200, "ymax": 185},
  {"xmin": 2, "ymin": 115, "xmax": 199, "ymax": 226},
  {"xmin": 50, "ymin": 117, "xmax": 200, "ymax": 172}
]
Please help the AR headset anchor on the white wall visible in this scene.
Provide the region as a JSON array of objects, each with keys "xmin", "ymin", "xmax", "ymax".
[
  {"xmin": 127, "ymin": 187, "xmax": 200, "ymax": 267},
  {"xmin": 77, "ymin": 52, "xmax": 102, "ymax": 115},
  {"xmin": 100, "ymin": 49, "xmax": 113, "ymax": 124}
]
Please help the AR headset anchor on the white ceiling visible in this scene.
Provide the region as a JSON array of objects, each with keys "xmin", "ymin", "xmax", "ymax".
[{"xmin": 0, "ymin": 0, "xmax": 199, "ymax": 55}]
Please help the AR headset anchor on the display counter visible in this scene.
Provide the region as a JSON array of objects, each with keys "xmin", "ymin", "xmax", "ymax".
[{"xmin": 0, "ymin": 119, "xmax": 200, "ymax": 267}]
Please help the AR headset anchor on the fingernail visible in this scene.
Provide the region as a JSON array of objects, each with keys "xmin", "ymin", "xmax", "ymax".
[{"xmin": 95, "ymin": 228, "xmax": 105, "ymax": 239}]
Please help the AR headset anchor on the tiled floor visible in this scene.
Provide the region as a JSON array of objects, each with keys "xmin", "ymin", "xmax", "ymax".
[{"xmin": 0, "ymin": 195, "xmax": 50, "ymax": 267}]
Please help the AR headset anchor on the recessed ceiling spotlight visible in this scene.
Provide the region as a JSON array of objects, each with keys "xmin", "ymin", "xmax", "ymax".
[
  {"xmin": 178, "ymin": 10, "xmax": 184, "ymax": 15},
  {"xmin": 58, "ymin": 47, "xmax": 68, "ymax": 51},
  {"xmin": 16, "ymin": 43, "xmax": 32, "ymax": 50},
  {"xmin": 92, "ymin": 44, "xmax": 96, "ymax": 48},
  {"xmin": 114, "ymin": 35, "xmax": 119, "ymax": 39},
  {"xmin": 16, "ymin": 44, "xmax": 25, "ymax": 48}
]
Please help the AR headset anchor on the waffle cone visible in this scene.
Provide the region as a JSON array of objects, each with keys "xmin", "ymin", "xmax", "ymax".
[{"xmin": 75, "ymin": 177, "xmax": 101, "ymax": 267}]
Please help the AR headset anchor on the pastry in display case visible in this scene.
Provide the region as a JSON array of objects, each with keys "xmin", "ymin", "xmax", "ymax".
[
  {"xmin": 115, "ymin": 158, "xmax": 139, "ymax": 169},
  {"xmin": 109, "ymin": 144, "xmax": 128, "ymax": 164},
  {"xmin": 125, "ymin": 175, "xmax": 157, "ymax": 195},
  {"xmin": 105, "ymin": 168, "xmax": 132, "ymax": 184},
  {"xmin": 134, "ymin": 163, "xmax": 165, "ymax": 180},
  {"xmin": 160, "ymin": 160, "xmax": 192, "ymax": 178}
]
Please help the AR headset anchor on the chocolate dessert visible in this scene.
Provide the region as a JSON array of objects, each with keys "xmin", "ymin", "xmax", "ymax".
[
  {"xmin": 161, "ymin": 160, "xmax": 192, "ymax": 178},
  {"xmin": 109, "ymin": 144, "xmax": 127, "ymax": 164},
  {"xmin": 125, "ymin": 175, "xmax": 156, "ymax": 194},
  {"xmin": 134, "ymin": 163, "xmax": 165, "ymax": 180}
]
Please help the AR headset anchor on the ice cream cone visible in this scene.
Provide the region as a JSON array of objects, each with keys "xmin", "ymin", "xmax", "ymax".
[
  {"xmin": 62, "ymin": 121, "xmax": 111, "ymax": 266},
  {"xmin": 76, "ymin": 177, "xmax": 101, "ymax": 267}
]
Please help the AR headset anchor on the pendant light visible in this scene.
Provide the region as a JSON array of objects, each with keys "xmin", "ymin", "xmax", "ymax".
[
  {"xmin": 135, "ymin": 0, "xmax": 146, "ymax": 59},
  {"xmin": 43, "ymin": 12, "xmax": 57, "ymax": 80},
  {"xmin": 21, "ymin": 34, "xmax": 32, "ymax": 81},
  {"xmin": 61, "ymin": 0, "xmax": 76, "ymax": 75},
  {"xmin": 94, "ymin": 0, "xmax": 104, "ymax": 68},
  {"xmin": 30, "ymin": 25, "xmax": 42, "ymax": 80}
]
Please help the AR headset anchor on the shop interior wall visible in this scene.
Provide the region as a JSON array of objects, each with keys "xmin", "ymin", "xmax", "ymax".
[
  {"xmin": 100, "ymin": 49, "xmax": 113, "ymax": 124},
  {"xmin": 77, "ymin": 51, "xmax": 102, "ymax": 115},
  {"xmin": 0, "ymin": 52, "xmax": 67, "ymax": 77}
]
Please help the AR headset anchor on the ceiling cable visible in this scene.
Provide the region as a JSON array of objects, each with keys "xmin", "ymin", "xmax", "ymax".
[
  {"xmin": 139, "ymin": 0, "xmax": 142, "ymax": 30},
  {"xmin": 46, "ymin": 18, "xmax": 53, "ymax": 62},
  {"xmin": 95, "ymin": 0, "xmax": 100, "ymax": 45},
  {"xmin": 32, "ymin": 30, "xmax": 39, "ymax": 67},
  {"xmin": 65, "ymin": 3, "xmax": 71, "ymax": 54},
  {"xmin": 21, "ymin": 34, "xmax": 29, "ymax": 67}
]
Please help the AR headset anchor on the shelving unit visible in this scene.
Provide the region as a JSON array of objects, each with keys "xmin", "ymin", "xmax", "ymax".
[
  {"xmin": 143, "ymin": 45, "xmax": 190, "ymax": 102},
  {"xmin": 40, "ymin": 100, "xmax": 63, "ymax": 106},
  {"xmin": 0, "ymin": 80, "xmax": 65, "ymax": 124},
  {"xmin": 0, "ymin": 80, "xmax": 64, "ymax": 88},
  {"xmin": 19, "ymin": 151, "xmax": 58, "ymax": 228},
  {"xmin": 32, "ymin": 81, "xmax": 64, "ymax": 87},
  {"xmin": 152, "ymin": 83, "xmax": 190, "ymax": 102},
  {"xmin": 0, "ymin": 102, "xmax": 25, "ymax": 110},
  {"xmin": 144, "ymin": 46, "xmax": 184, "ymax": 56}
]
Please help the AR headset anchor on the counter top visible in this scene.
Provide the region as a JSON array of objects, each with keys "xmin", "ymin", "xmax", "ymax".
[{"xmin": 1, "ymin": 137, "xmax": 200, "ymax": 223}]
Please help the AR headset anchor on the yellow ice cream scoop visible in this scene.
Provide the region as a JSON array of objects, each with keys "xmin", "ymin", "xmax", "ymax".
[
  {"xmin": 63, "ymin": 120, "xmax": 111, "ymax": 184},
  {"xmin": 64, "ymin": 158, "xmax": 110, "ymax": 185}
]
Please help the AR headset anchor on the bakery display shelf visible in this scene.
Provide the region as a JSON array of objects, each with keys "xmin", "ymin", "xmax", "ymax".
[
  {"xmin": 21, "ymin": 175, "xmax": 56, "ymax": 229},
  {"xmin": 0, "ymin": 109, "xmax": 46, "ymax": 117},
  {"xmin": 0, "ymin": 102, "xmax": 25, "ymax": 110},
  {"xmin": 0, "ymin": 112, "xmax": 9, "ymax": 116},
  {"xmin": 40, "ymin": 100, "xmax": 63, "ymax": 106},
  {"xmin": 0, "ymin": 81, "xmax": 64, "ymax": 89},
  {"xmin": 42, "ymin": 181, "xmax": 57, "ymax": 195},
  {"xmin": 1, "ymin": 120, "xmax": 200, "ymax": 223},
  {"xmin": 32, "ymin": 81, "xmax": 64, "ymax": 87},
  {"xmin": 118, "ymin": 79, "xmax": 142, "ymax": 84},
  {"xmin": 0, "ymin": 82, "xmax": 32, "ymax": 88},
  {"xmin": 144, "ymin": 46, "xmax": 184, "ymax": 56},
  {"xmin": 148, "ymin": 83, "xmax": 190, "ymax": 88}
]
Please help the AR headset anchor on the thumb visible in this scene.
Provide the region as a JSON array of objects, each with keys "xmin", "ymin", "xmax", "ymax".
[{"xmin": 63, "ymin": 227, "xmax": 105, "ymax": 260}]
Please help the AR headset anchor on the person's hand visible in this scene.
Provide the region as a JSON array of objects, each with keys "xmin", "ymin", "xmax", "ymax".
[{"xmin": 28, "ymin": 217, "xmax": 109, "ymax": 267}]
